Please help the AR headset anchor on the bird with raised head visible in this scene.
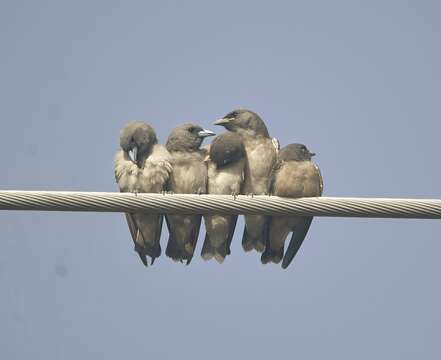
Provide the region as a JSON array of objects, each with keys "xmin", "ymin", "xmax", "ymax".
[{"xmin": 214, "ymin": 109, "xmax": 278, "ymax": 254}]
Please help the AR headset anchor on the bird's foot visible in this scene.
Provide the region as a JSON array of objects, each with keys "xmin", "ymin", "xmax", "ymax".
[{"xmin": 231, "ymin": 191, "xmax": 239, "ymax": 200}]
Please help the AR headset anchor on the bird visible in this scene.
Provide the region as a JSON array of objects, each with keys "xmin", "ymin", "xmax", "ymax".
[
  {"xmin": 214, "ymin": 109, "xmax": 278, "ymax": 253},
  {"xmin": 261, "ymin": 143, "xmax": 323, "ymax": 269},
  {"xmin": 114, "ymin": 121, "xmax": 172, "ymax": 266},
  {"xmin": 165, "ymin": 123, "xmax": 215, "ymax": 264},
  {"xmin": 201, "ymin": 132, "xmax": 246, "ymax": 263}
]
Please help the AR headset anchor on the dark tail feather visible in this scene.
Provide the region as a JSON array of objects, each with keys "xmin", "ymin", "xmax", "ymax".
[
  {"xmin": 242, "ymin": 220, "xmax": 269, "ymax": 253},
  {"xmin": 165, "ymin": 236, "xmax": 183, "ymax": 262},
  {"xmin": 282, "ymin": 217, "xmax": 313, "ymax": 269},
  {"xmin": 165, "ymin": 216, "xmax": 182, "ymax": 262},
  {"xmin": 201, "ymin": 233, "xmax": 228, "ymax": 264},
  {"xmin": 261, "ymin": 247, "xmax": 283, "ymax": 265},
  {"xmin": 214, "ymin": 244, "xmax": 228, "ymax": 264},
  {"xmin": 201, "ymin": 232, "xmax": 214, "ymax": 261}
]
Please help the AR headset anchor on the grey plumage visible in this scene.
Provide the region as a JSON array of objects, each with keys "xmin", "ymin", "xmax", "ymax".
[
  {"xmin": 214, "ymin": 109, "xmax": 278, "ymax": 253},
  {"xmin": 114, "ymin": 122, "xmax": 172, "ymax": 266},
  {"xmin": 201, "ymin": 132, "xmax": 246, "ymax": 263},
  {"xmin": 165, "ymin": 123, "xmax": 215, "ymax": 264},
  {"xmin": 261, "ymin": 143, "xmax": 323, "ymax": 269}
]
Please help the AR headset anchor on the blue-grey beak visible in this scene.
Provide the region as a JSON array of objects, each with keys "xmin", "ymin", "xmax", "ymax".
[
  {"xmin": 198, "ymin": 129, "xmax": 216, "ymax": 138},
  {"xmin": 128, "ymin": 147, "xmax": 138, "ymax": 163},
  {"xmin": 213, "ymin": 118, "xmax": 231, "ymax": 126}
]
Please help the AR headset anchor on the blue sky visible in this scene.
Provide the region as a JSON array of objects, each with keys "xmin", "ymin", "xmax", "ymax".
[{"xmin": 1, "ymin": 1, "xmax": 441, "ymax": 359}]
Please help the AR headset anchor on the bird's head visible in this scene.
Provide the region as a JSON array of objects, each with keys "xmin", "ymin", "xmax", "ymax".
[
  {"xmin": 279, "ymin": 143, "xmax": 316, "ymax": 162},
  {"xmin": 166, "ymin": 123, "xmax": 215, "ymax": 152},
  {"xmin": 214, "ymin": 109, "xmax": 270, "ymax": 138},
  {"xmin": 119, "ymin": 122, "xmax": 158, "ymax": 167},
  {"xmin": 209, "ymin": 132, "xmax": 245, "ymax": 168}
]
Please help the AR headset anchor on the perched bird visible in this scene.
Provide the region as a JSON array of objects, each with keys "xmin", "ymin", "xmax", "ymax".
[
  {"xmin": 165, "ymin": 123, "xmax": 215, "ymax": 264},
  {"xmin": 214, "ymin": 109, "xmax": 278, "ymax": 253},
  {"xmin": 201, "ymin": 132, "xmax": 246, "ymax": 263},
  {"xmin": 261, "ymin": 143, "xmax": 323, "ymax": 269},
  {"xmin": 114, "ymin": 122, "xmax": 172, "ymax": 266}
]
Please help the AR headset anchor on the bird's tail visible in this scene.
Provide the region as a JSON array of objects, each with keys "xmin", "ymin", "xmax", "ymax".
[
  {"xmin": 133, "ymin": 243, "xmax": 148, "ymax": 267},
  {"xmin": 201, "ymin": 233, "xmax": 228, "ymax": 264},
  {"xmin": 165, "ymin": 217, "xmax": 183, "ymax": 262},
  {"xmin": 242, "ymin": 215, "xmax": 269, "ymax": 253},
  {"xmin": 261, "ymin": 247, "xmax": 283, "ymax": 265},
  {"xmin": 143, "ymin": 242, "xmax": 161, "ymax": 265},
  {"xmin": 201, "ymin": 233, "xmax": 214, "ymax": 261},
  {"xmin": 165, "ymin": 215, "xmax": 201, "ymax": 265}
]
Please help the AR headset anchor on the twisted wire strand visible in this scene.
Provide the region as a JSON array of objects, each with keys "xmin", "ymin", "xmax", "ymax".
[{"xmin": 0, "ymin": 191, "xmax": 440, "ymax": 218}]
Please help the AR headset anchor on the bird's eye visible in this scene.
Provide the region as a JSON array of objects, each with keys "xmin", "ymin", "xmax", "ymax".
[
  {"xmin": 188, "ymin": 127, "xmax": 195, "ymax": 132},
  {"xmin": 226, "ymin": 111, "xmax": 238, "ymax": 119}
]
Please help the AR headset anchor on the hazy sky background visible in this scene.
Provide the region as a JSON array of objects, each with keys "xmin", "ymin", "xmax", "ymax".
[{"xmin": 1, "ymin": 1, "xmax": 441, "ymax": 359}]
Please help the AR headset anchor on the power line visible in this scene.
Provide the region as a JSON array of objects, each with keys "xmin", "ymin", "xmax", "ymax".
[{"xmin": 0, "ymin": 191, "xmax": 440, "ymax": 219}]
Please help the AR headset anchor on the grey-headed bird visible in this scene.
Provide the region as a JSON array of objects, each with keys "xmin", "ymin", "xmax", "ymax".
[
  {"xmin": 115, "ymin": 122, "xmax": 172, "ymax": 266},
  {"xmin": 165, "ymin": 123, "xmax": 215, "ymax": 264},
  {"xmin": 261, "ymin": 143, "xmax": 323, "ymax": 269},
  {"xmin": 214, "ymin": 109, "xmax": 278, "ymax": 253},
  {"xmin": 201, "ymin": 132, "xmax": 246, "ymax": 263}
]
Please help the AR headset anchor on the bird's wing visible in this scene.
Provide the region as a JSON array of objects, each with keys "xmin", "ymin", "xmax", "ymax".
[
  {"xmin": 125, "ymin": 213, "xmax": 138, "ymax": 243},
  {"xmin": 151, "ymin": 215, "xmax": 163, "ymax": 265},
  {"xmin": 269, "ymin": 159, "xmax": 283, "ymax": 194},
  {"xmin": 186, "ymin": 215, "xmax": 202, "ymax": 265},
  {"xmin": 281, "ymin": 216, "xmax": 313, "ymax": 269},
  {"xmin": 226, "ymin": 215, "xmax": 238, "ymax": 254},
  {"xmin": 125, "ymin": 213, "xmax": 148, "ymax": 267}
]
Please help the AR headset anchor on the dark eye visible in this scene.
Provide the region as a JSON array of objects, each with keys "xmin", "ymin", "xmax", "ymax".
[{"xmin": 226, "ymin": 111, "xmax": 238, "ymax": 119}]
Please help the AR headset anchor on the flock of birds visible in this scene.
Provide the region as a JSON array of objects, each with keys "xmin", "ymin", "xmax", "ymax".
[{"xmin": 114, "ymin": 109, "xmax": 323, "ymax": 269}]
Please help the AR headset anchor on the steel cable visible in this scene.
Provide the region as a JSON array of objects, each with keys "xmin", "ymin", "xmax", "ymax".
[{"xmin": 0, "ymin": 191, "xmax": 440, "ymax": 218}]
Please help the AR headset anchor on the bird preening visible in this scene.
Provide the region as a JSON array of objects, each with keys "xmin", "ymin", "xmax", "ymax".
[{"xmin": 114, "ymin": 110, "xmax": 323, "ymax": 269}]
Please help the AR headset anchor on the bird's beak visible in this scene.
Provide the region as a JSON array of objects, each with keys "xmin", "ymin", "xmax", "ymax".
[
  {"xmin": 128, "ymin": 147, "xmax": 138, "ymax": 163},
  {"xmin": 213, "ymin": 118, "xmax": 231, "ymax": 126},
  {"xmin": 198, "ymin": 129, "xmax": 216, "ymax": 138},
  {"xmin": 310, "ymin": 152, "xmax": 316, "ymax": 157}
]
